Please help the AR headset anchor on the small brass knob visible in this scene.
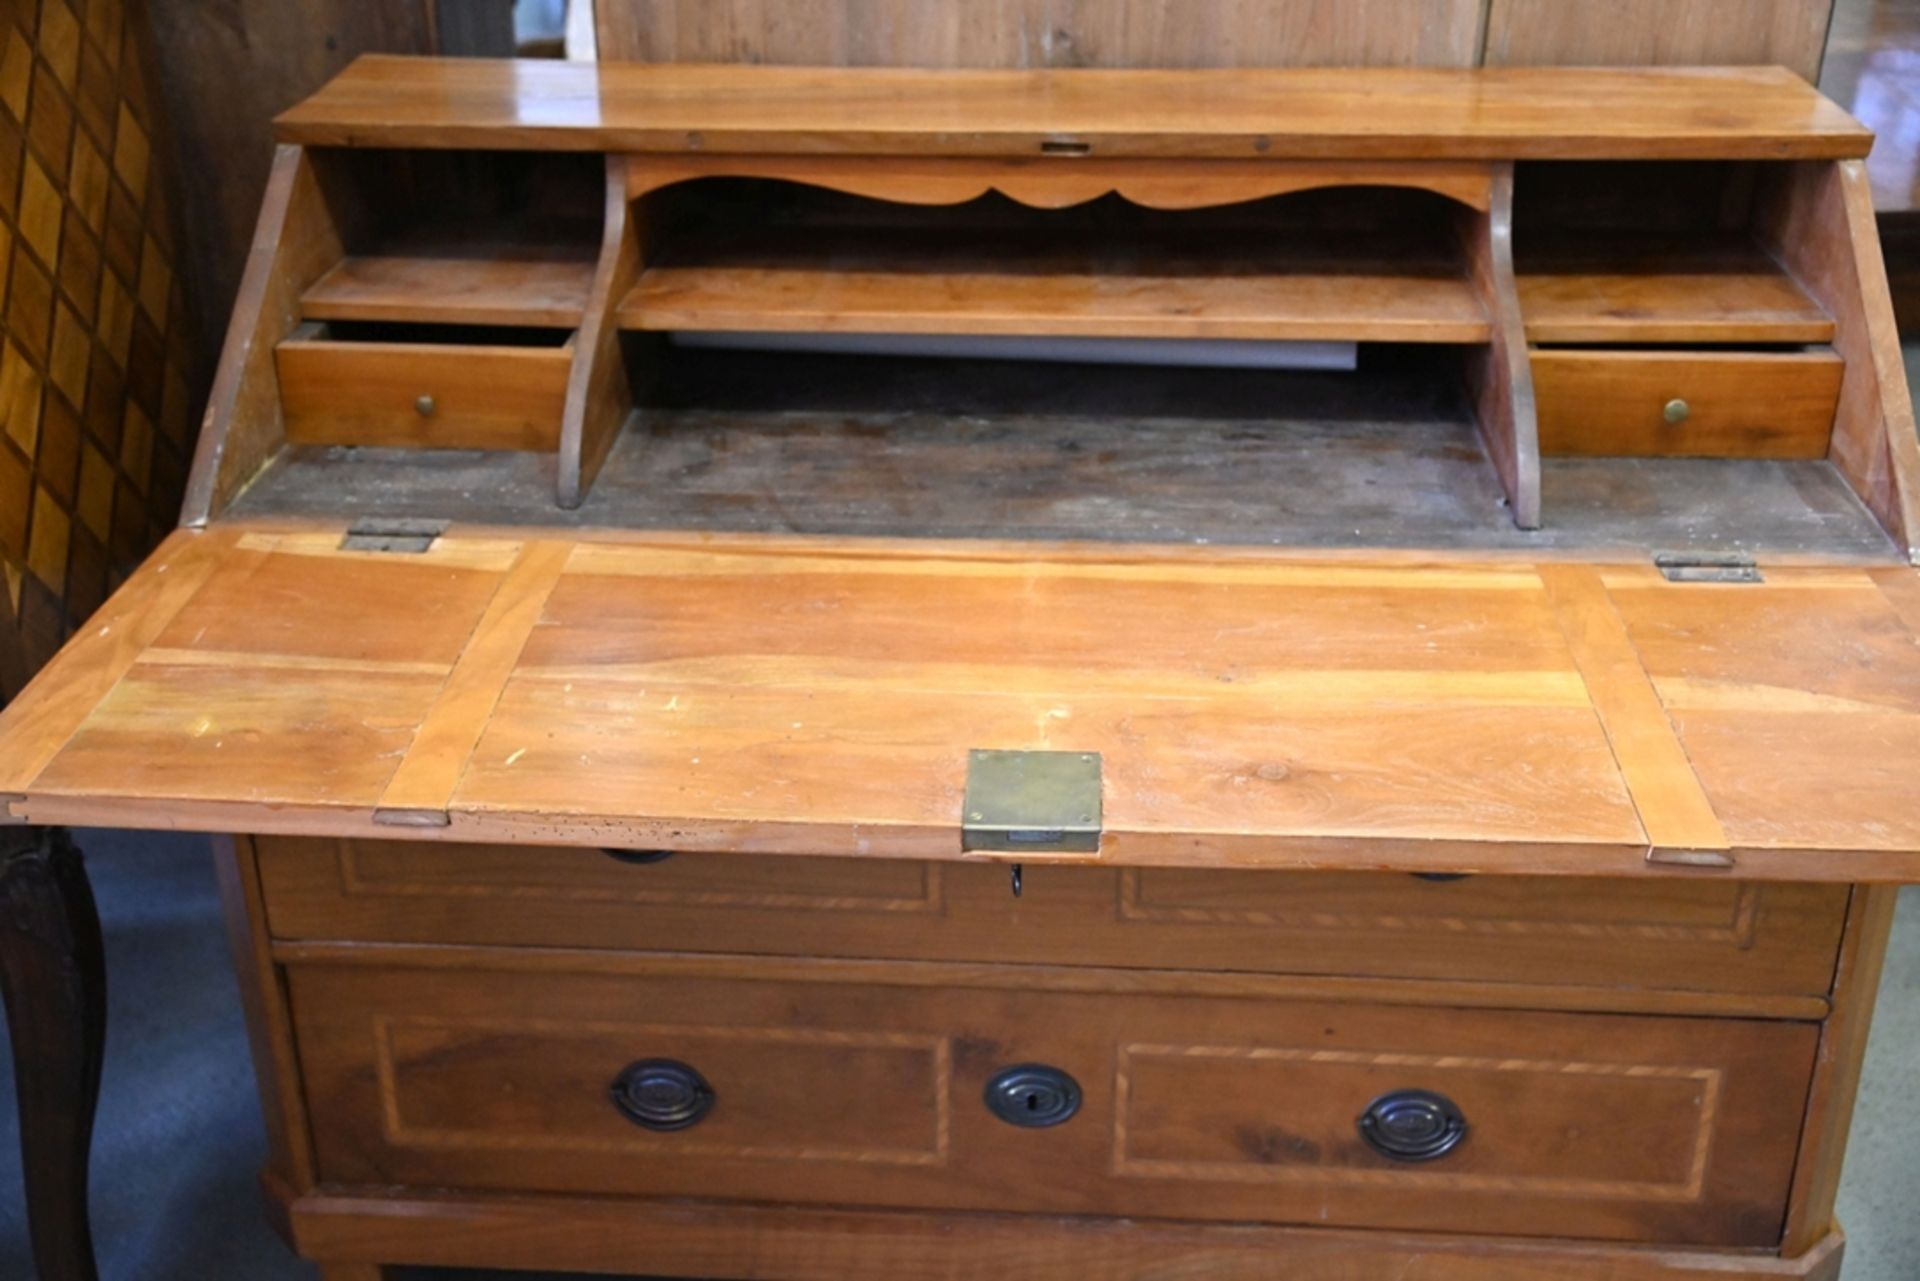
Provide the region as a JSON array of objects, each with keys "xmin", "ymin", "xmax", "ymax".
[
  {"xmin": 415, "ymin": 394, "xmax": 437, "ymax": 417},
  {"xmin": 1663, "ymin": 398, "xmax": 1691, "ymax": 425}
]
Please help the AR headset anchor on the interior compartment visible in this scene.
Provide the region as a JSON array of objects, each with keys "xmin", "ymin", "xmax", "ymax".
[
  {"xmin": 232, "ymin": 343, "xmax": 1896, "ymax": 560},
  {"xmin": 619, "ymin": 182, "xmax": 1489, "ymax": 343},
  {"xmin": 1513, "ymin": 161, "xmax": 1833, "ymax": 346},
  {"xmin": 299, "ymin": 149, "xmax": 605, "ymax": 329}
]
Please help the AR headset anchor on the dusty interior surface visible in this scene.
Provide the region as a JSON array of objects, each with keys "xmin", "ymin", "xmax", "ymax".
[{"xmin": 230, "ymin": 349, "xmax": 1896, "ymax": 559}]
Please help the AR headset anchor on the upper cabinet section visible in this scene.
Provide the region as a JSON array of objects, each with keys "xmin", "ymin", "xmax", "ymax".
[{"xmin": 270, "ymin": 58, "xmax": 1872, "ymax": 161}]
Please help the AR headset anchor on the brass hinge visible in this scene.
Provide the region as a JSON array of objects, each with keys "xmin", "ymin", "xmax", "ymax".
[
  {"xmin": 962, "ymin": 749, "xmax": 1102, "ymax": 855},
  {"xmin": 340, "ymin": 518, "xmax": 447, "ymax": 554},
  {"xmin": 1653, "ymin": 551, "xmax": 1762, "ymax": 584}
]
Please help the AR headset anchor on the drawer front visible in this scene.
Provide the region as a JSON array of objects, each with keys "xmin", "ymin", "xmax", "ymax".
[
  {"xmin": 290, "ymin": 960, "xmax": 1816, "ymax": 1246},
  {"xmin": 256, "ymin": 838, "xmax": 1848, "ymax": 998},
  {"xmin": 1533, "ymin": 349, "xmax": 1842, "ymax": 458},
  {"xmin": 276, "ymin": 333, "xmax": 571, "ymax": 451}
]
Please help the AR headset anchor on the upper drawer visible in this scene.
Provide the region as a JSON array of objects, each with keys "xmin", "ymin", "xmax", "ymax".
[
  {"xmin": 1534, "ymin": 348, "xmax": 1843, "ymax": 458},
  {"xmin": 255, "ymin": 838, "xmax": 1847, "ymax": 1000},
  {"xmin": 290, "ymin": 959, "xmax": 1816, "ymax": 1247}
]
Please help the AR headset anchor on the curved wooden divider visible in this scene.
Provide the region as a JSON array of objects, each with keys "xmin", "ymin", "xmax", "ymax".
[{"xmin": 624, "ymin": 155, "xmax": 1497, "ymax": 211}]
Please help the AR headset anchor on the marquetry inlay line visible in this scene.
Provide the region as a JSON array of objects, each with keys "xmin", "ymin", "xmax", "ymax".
[
  {"xmin": 373, "ymin": 1016, "xmax": 951, "ymax": 1166},
  {"xmin": 1537, "ymin": 565, "xmax": 1728, "ymax": 856},
  {"xmin": 0, "ymin": 527, "xmax": 242, "ymax": 795},
  {"xmin": 1112, "ymin": 1044, "xmax": 1720, "ymax": 1200},
  {"xmin": 376, "ymin": 540, "xmax": 573, "ymax": 824},
  {"xmin": 333, "ymin": 840, "xmax": 945, "ymax": 914},
  {"xmin": 1116, "ymin": 870, "xmax": 1763, "ymax": 946},
  {"xmin": 563, "ymin": 543, "xmax": 1547, "ymax": 590}
]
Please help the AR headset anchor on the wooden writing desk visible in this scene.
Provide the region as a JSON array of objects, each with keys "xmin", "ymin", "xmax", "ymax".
[{"xmin": 3, "ymin": 57, "xmax": 1918, "ymax": 1281}]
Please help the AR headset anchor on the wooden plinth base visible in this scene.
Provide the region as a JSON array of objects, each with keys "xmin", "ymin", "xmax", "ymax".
[{"xmin": 287, "ymin": 1189, "xmax": 1846, "ymax": 1281}]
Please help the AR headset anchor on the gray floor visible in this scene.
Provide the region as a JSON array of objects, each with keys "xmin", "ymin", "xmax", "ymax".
[{"xmin": 0, "ymin": 830, "xmax": 1916, "ymax": 1279}]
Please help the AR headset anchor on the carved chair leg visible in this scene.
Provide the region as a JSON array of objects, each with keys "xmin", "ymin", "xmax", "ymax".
[{"xmin": 1, "ymin": 826, "xmax": 105, "ymax": 1281}]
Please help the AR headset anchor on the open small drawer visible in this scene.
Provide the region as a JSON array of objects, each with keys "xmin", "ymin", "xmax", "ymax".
[{"xmin": 276, "ymin": 321, "xmax": 576, "ymax": 452}]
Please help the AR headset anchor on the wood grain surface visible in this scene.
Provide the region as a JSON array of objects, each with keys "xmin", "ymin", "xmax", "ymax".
[
  {"xmin": 286, "ymin": 956, "xmax": 1817, "ymax": 1245},
  {"xmin": 271, "ymin": 58, "xmax": 1872, "ymax": 160},
  {"xmin": 289, "ymin": 1189, "xmax": 1848, "ymax": 1280},
  {"xmin": 1533, "ymin": 349, "xmax": 1845, "ymax": 459},
  {"xmin": 252, "ymin": 837, "xmax": 1848, "ymax": 1000},
  {"xmin": 4, "ymin": 522, "xmax": 1920, "ymax": 881}
]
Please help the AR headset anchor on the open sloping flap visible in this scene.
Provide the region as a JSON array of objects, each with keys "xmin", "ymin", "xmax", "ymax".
[{"xmin": 3, "ymin": 521, "xmax": 1917, "ymax": 881}]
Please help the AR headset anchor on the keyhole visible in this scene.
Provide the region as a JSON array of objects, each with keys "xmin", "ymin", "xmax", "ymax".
[{"xmin": 1025, "ymin": 1092, "xmax": 1040, "ymax": 1112}]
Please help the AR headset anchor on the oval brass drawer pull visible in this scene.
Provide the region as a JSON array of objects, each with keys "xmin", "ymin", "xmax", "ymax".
[{"xmin": 1663, "ymin": 397, "xmax": 1691, "ymax": 425}]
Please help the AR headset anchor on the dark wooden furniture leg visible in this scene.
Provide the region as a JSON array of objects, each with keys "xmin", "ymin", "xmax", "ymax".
[{"xmin": 1, "ymin": 826, "xmax": 105, "ymax": 1281}]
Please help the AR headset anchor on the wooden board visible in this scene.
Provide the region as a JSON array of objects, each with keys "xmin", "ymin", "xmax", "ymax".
[
  {"xmin": 301, "ymin": 243, "xmax": 597, "ymax": 329},
  {"xmin": 1483, "ymin": 0, "xmax": 1835, "ymax": 82},
  {"xmin": 272, "ymin": 58, "xmax": 1872, "ymax": 161},
  {"xmin": 4, "ymin": 521, "xmax": 1920, "ymax": 879},
  {"xmin": 619, "ymin": 227, "xmax": 1489, "ymax": 343},
  {"xmin": 290, "ymin": 1190, "xmax": 1848, "ymax": 1281},
  {"xmin": 285, "ymin": 956, "xmax": 1818, "ymax": 1245},
  {"xmin": 594, "ymin": 0, "xmax": 1488, "ymax": 70},
  {"xmin": 1517, "ymin": 232, "xmax": 1836, "ymax": 345}
]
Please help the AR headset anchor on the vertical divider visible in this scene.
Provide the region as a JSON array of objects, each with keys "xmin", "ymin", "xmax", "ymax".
[
  {"xmin": 1756, "ymin": 159, "xmax": 1920, "ymax": 561},
  {"xmin": 1458, "ymin": 162, "xmax": 1542, "ymax": 530},
  {"xmin": 180, "ymin": 145, "xmax": 355, "ymax": 526},
  {"xmin": 558, "ymin": 154, "xmax": 644, "ymax": 509}
]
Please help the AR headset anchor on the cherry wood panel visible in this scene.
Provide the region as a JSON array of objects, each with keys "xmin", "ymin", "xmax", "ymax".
[
  {"xmin": 6, "ymin": 524, "xmax": 1920, "ymax": 880},
  {"xmin": 1533, "ymin": 350, "xmax": 1844, "ymax": 458},
  {"xmin": 286, "ymin": 958, "xmax": 1817, "ymax": 1246},
  {"xmin": 290, "ymin": 1189, "xmax": 1848, "ymax": 1281},
  {"xmin": 618, "ymin": 226, "xmax": 1490, "ymax": 343},
  {"xmin": 276, "ymin": 330, "xmax": 573, "ymax": 453},
  {"xmin": 253, "ymin": 839, "xmax": 1848, "ymax": 1000},
  {"xmin": 271, "ymin": 59, "xmax": 1872, "ymax": 161},
  {"xmin": 1608, "ymin": 563, "xmax": 1920, "ymax": 855}
]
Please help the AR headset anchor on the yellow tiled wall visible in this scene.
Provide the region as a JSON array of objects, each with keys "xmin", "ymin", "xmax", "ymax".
[{"xmin": 0, "ymin": 0, "xmax": 196, "ymax": 699}]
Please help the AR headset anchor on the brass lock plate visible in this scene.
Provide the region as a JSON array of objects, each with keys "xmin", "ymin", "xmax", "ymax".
[{"xmin": 962, "ymin": 749, "xmax": 1102, "ymax": 854}]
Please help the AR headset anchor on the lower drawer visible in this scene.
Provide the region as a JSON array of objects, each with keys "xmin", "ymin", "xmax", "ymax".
[
  {"xmin": 255, "ymin": 837, "xmax": 1849, "ymax": 998},
  {"xmin": 1533, "ymin": 348, "xmax": 1843, "ymax": 458},
  {"xmin": 289, "ymin": 959, "xmax": 1816, "ymax": 1246}
]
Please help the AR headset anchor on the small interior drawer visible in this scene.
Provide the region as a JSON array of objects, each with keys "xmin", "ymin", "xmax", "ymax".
[
  {"xmin": 275, "ymin": 321, "xmax": 575, "ymax": 452},
  {"xmin": 290, "ymin": 959, "xmax": 1816, "ymax": 1246},
  {"xmin": 1533, "ymin": 348, "xmax": 1843, "ymax": 458},
  {"xmin": 254, "ymin": 838, "xmax": 1848, "ymax": 1000}
]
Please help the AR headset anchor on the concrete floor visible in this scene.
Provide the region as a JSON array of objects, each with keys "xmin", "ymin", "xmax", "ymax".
[{"xmin": 0, "ymin": 829, "xmax": 1916, "ymax": 1280}]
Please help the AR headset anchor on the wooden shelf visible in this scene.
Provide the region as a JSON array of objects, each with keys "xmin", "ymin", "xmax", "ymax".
[
  {"xmin": 303, "ymin": 230, "xmax": 598, "ymax": 329},
  {"xmin": 1517, "ymin": 231, "xmax": 1833, "ymax": 344},
  {"xmin": 275, "ymin": 58, "xmax": 1873, "ymax": 161},
  {"xmin": 617, "ymin": 227, "xmax": 1489, "ymax": 343}
]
